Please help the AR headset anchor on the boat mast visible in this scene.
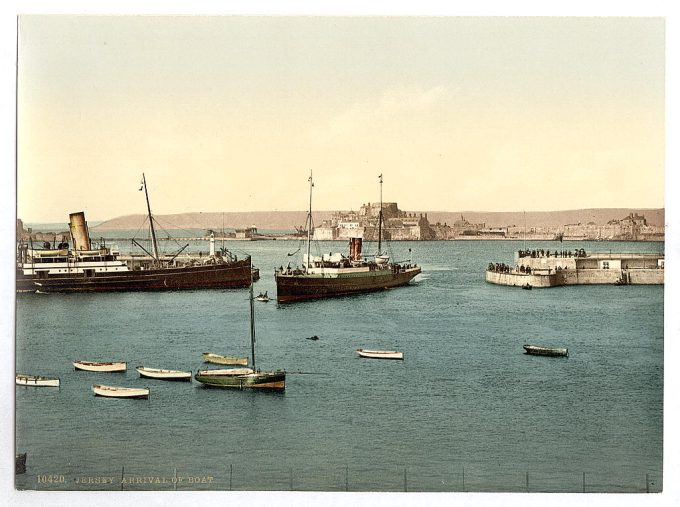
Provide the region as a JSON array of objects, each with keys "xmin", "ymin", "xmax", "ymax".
[
  {"xmin": 142, "ymin": 173, "xmax": 160, "ymax": 263},
  {"xmin": 249, "ymin": 273, "xmax": 256, "ymax": 371},
  {"xmin": 523, "ymin": 211, "xmax": 527, "ymax": 251},
  {"xmin": 378, "ymin": 174, "xmax": 383, "ymax": 255},
  {"xmin": 306, "ymin": 171, "xmax": 314, "ymax": 271}
]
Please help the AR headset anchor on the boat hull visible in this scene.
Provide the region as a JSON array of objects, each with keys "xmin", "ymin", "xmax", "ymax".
[
  {"xmin": 195, "ymin": 370, "xmax": 285, "ymax": 390},
  {"xmin": 16, "ymin": 258, "xmax": 257, "ymax": 293},
  {"xmin": 92, "ymin": 384, "xmax": 150, "ymax": 399},
  {"xmin": 16, "ymin": 374, "xmax": 60, "ymax": 387},
  {"xmin": 356, "ymin": 349, "xmax": 404, "ymax": 360},
  {"xmin": 74, "ymin": 361, "xmax": 127, "ymax": 372},
  {"xmin": 275, "ymin": 266, "xmax": 421, "ymax": 302},
  {"xmin": 202, "ymin": 353, "xmax": 249, "ymax": 366},
  {"xmin": 523, "ymin": 345, "xmax": 569, "ymax": 357},
  {"xmin": 135, "ymin": 367, "xmax": 192, "ymax": 381}
]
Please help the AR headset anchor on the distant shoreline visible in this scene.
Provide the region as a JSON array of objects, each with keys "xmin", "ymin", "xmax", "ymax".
[{"xmin": 24, "ymin": 207, "xmax": 665, "ymax": 231}]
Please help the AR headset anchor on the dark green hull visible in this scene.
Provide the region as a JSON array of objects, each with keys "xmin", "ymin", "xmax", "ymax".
[{"xmin": 195, "ymin": 370, "xmax": 285, "ymax": 390}]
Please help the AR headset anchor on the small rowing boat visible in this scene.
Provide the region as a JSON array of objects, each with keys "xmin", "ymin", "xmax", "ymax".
[
  {"xmin": 73, "ymin": 360, "xmax": 127, "ymax": 372},
  {"xmin": 135, "ymin": 366, "xmax": 192, "ymax": 381},
  {"xmin": 523, "ymin": 344, "xmax": 569, "ymax": 357},
  {"xmin": 356, "ymin": 349, "xmax": 404, "ymax": 360},
  {"xmin": 92, "ymin": 384, "xmax": 150, "ymax": 399},
  {"xmin": 16, "ymin": 374, "xmax": 60, "ymax": 387},
  {"xmin": 202, "ymin": 352, "xmax": 248, "ymax": 366}
]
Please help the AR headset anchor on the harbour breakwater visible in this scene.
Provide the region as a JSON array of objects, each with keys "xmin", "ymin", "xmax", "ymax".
[{"xmin": 486, "ymin": 250, "xmax": 664, "ymax": 288}]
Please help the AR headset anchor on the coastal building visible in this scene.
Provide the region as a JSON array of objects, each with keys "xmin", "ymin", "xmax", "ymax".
[
  {"xmin": 563, "ymin": 213, "xmax": 664, "ymax": 241},
  {"xmin": 234, "ymin": 226, "xmax": 258, "ymax": 239},
  {"xmin": 452, "ymin": 215, "xmax": 485, "ymax": 237},
  {"xmin": 313, "ymin": 202, "xmax": 436, "ymax": 241}
]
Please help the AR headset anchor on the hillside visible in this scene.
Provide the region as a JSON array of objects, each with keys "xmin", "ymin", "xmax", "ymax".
[
  {"xmin": 92, "ymin": 211, "xmax": 333, "ymax": 232},
  {"xmin": 92, "ymin": 208, "xmax": 665, "ymax": 232}
]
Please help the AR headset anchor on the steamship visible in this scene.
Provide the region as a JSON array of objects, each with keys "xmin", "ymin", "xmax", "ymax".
[
  {"xmin": 16, "ymin": 175, "xmax": 256, "ymax": 293},
  {"xmin": 275, "ymin": 174, "xmax": 421, "ymax": 302}
]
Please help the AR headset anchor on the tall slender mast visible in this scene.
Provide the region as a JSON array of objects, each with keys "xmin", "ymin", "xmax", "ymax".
[
  {"xmin": 249, "ymin": 273, "xmax": 256, "ymax": 371},
  {"xmin": 523, "ymin": 211, "xmax": 527, "ymax": 251},
  {"xmin": 306, "ymin": 171, "xmax": 314, "ymax": 271},
  {"xmin": 378, "ymin": 174, "xmax": 383, "ymax": 254},
  {"xmin": 142, "ymin": 173, "xmax": 160, "ymax": 263}
]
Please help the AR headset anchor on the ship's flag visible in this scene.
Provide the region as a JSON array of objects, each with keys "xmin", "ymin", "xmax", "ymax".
[{"xmin": 139, "ymin": 178, "xmax": 144, "ymax": 191}]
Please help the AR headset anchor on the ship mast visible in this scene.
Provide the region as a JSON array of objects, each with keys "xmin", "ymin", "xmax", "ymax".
[
  {"xmin": 249, "ymin": 272, "xmax": 256, "ymax": 371},
  {"xmin": 306, "ymin": 171, "xmax": 314, "ymax": 272},
  {"xmin": 378, "ymin": 174, "xmax": 383, "ymax": 255},
  {"xmin": 142, "ymin": 173, "xmax": 160, "ymax": 263}
]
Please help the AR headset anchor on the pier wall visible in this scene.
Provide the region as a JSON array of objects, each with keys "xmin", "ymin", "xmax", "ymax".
[
  {"xmin": 486, "ymin": 268, "xmax": 663, "ymax": 288},
  {"xmin": 485, "ymin": 271, "xmax": 558, "ymax": 288}
]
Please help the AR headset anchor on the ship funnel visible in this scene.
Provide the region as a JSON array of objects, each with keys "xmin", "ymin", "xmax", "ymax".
[
  {"xmin": 349, "ymin": 237, "xmax": 363, "ymax": 261},
  {"xmin": 69, "ymin": 212, "xmax": 91, "ymax": 251}
]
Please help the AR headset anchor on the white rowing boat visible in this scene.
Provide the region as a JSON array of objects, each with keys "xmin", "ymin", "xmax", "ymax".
[
  {"xmin": 92, "ymin": 384, "xmax": 149, "ymax": 399},
  {"xmin": 202, "ymin": 352, "xmax": 248, "ymax": 366},
  {"xmin": 135, "ymin": 366, "xmax": 192, "ymax": 381},
  {"xmin": 356, "ymin": 349, "xmax": 404, "ymax": 360},
  {"xmin": 16, "ymin": 374, "xmax": 60, "ymax": 387},
  {"xmin": 73, "ymin": 360, "xmax": 127, "ymax": 372}
]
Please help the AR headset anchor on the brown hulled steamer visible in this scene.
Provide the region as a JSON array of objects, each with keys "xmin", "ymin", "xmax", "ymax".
[
  {"xmin": 16, "ymin": 174, "xmax": 256, "ymax": 293},
  {"xmin": 275, "ymin": 173, "xmax": 420, "ymax": 302}
]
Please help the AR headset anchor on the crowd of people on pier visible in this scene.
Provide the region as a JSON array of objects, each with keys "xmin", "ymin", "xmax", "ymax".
[
  {"xmin": 487, "ymin": 262, "xmax": 519, "ymax": 274},
  {"xmin": 517, "ymin": 248, "xmax": 587, "ymax": 259},
  {"xmin": 487, "ymin": 248, "xmax": 589, "ymax": 275}
]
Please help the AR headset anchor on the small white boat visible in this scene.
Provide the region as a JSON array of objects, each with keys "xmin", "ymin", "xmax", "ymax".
[
  {"xmin": 135, "ymin": 366, "xmax": 192, "ymax": 381},
  {"xmin": 202, "ymin": 352, "xmax": 248, "ymax": 366},
  {"xmin": 73, "ymin": 360, "xmax": 127, "ymax": 372},
  {"xmin": 92, "ymin": 384, "xmax": 149, "ymax": 399},
  {"xmin": 356, "ymin": 349, "xmax": 404, "ymax": 360},
  {"xmin": 16, "ymin": 374, "xmax": 60, "ymax": 387},
  {"xmin": 255, "ymin": 291, "xmax": 270, "ymax": 302}
]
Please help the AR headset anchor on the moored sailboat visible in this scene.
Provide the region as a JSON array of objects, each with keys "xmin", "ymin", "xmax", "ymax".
[
  {"xmin": 195, "ymin": 277, "xmax": 285, "ymax": 390},
  {"xmin": 275, "ymin": 173, "xmax": 421, "ymax": 302}
]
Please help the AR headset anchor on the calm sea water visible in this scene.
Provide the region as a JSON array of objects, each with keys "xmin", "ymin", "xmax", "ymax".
[{"xmin": 15, "ymin": 240, "xmax": 664, "ymax": 492}]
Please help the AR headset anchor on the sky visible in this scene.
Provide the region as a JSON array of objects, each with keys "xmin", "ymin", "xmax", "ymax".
[{"xmin": 14, "ymin": 15, "xmax": 666, "ymax": 223}]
